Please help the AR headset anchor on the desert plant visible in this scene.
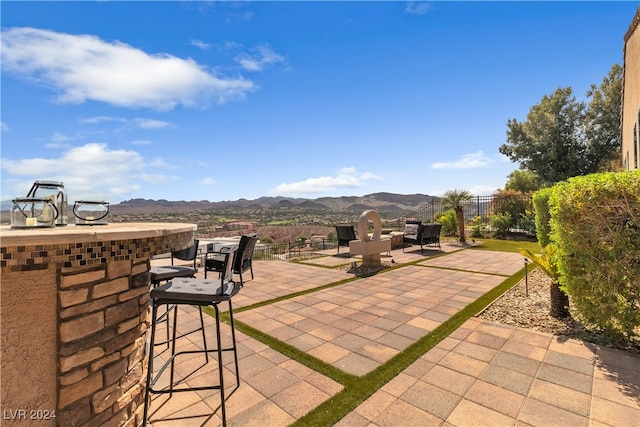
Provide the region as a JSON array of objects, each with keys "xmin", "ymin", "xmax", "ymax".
[
  {"xmin": 520, "ymin": 244, "xmax": 569, "ymax": 318},
  {"xmin": 441, "ymin": 189, "xmax": 473, "ymax": 243}
]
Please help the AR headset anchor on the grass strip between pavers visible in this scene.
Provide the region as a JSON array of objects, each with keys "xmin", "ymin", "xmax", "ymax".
[
  {"xmin": 290, "ymin": 267, "xmax": 526, "ymax": 427},
  {"xmin": 234, "ymin": 319, "xmax": 358, "ymax": 386},
  {"xmin": 201, "ymin": 244, "xmax": 530, "ymax": 426}
]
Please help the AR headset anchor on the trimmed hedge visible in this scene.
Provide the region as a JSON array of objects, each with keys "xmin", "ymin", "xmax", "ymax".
[
  {"xmin": 532, "ymin": 187, "xmax": 553, "ymax": 248},
  {"xmin": 549, "ymin": 171, "xmax": 640, "ymax": 339}
]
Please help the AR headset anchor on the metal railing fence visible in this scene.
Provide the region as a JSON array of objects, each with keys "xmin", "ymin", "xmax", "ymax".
[
  {"xmin": 390, "ymin": 194, "xmax": 534, "ymax": 236},
  {"xmin": 246, "ymin": 193, "xmax": 535, "ymax": 261},
  {"xmin": 253, "ymin": 237, "xmax": 335, "ymax": 261}
]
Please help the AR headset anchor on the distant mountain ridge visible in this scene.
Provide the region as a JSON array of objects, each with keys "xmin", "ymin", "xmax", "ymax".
[{"xmin": 111, "ymin": 192, "xmax": 438, "ymax": 215}]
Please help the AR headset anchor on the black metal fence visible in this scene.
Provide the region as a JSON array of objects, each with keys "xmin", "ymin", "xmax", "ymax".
[
  {"xmin": 392, "ymin": 194, "xmax": 534, "ymax": 237},
  {"xmin": 251, "ymin": 193, "xmax": 535, "ymax": 260},
  {"xmin": 253, "ymin": 237, "xmax": 335, "ymax": 261}
]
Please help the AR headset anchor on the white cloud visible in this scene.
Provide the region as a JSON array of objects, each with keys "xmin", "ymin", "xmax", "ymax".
[
  {"xmin": 201, "ymin": 177, "xmax": 216, "ymax": 185},
  {"xmin": 234, "ymin": 43, "xmax": 284, "ymax": 72},
  {"xmin": 44, "ymin": 131, "xmax": 83, "ymax": 148},
  {"xmin": 1, "ymin": 121, "xmax": 10, "ymax": 132},
  {"xmin": 431, "ymin": 151, "xmax": 493, "ymax": 170},
  {"xmin": 405, "ymin": 1, "xmax": 432, "ymax": 16},
  {"xmin": 80, "ymin": 116, "xmax": 169, "ymax": 129},
  {"xmin": 79, "ymin": 116, "xmax": 126, "ymax": 124},
  {"xmin": 190, "ymin": 39, "xmax": 212, "ymax": 50},
  {"xmin": 219, "ymin": 41, "xmax": 242, "ymax": 51},
  {"xmin": 132, "ymin": 118, "xmax": 170, "ymax": 129},
  {"xmin": 1, "ymin": 27, "xmax": 255, "ymax": 110},
  {"xmin": 148, "ymin": 157, "xmax": 175, "ymax": 169},
  {"xmin": 270, "ymin": 167, "xmax": 381, "ymax": 195},
  {"xmin": 1, "ymin": 143, "xmax": 174, "ymax": 201},
  {"xmin": 51, "ymin": 131, "xmax": 75, "ymax": 143}
]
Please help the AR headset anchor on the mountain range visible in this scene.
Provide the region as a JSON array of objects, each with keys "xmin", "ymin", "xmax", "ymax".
[{"xmin": 110, "ymin": 192, "xmax": 439, "ymax": 215}]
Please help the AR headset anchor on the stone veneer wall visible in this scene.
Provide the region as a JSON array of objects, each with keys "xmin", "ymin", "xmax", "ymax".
[
  {"xmin": 57, "ymin": 258, "xmax": 150, "ymax": 426},
  {"xmin": 1, "ymin": 230, "xmax": 193, "ymax": 427}
]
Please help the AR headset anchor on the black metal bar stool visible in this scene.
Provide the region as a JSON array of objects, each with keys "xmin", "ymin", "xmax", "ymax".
[
  {"xmin": 143, "ymin": 246, "xmax": 241, "ymax": 427},
  {"xmin": 149, "ymin": 240, "xmax": 207, "ymax": 351}
]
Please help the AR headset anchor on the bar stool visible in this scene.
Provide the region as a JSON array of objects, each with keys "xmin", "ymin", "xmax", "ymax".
[
  {"xmin": 149, "ymin": 240, "xmax": 206, "ymax": 350},
  {"xmin": 143, "ymin": 246, "xmax": 241, "ymax": 427}
]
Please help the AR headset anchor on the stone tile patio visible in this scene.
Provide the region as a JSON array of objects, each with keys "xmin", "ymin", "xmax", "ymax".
[{"xmin": 146, "ymin": 246, "xmax": 640, "ymax": 426}]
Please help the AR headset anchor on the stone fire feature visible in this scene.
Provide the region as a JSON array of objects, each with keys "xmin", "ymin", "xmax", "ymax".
[{"xmin": 1, "ymin": 223, "xmax": 196, "ymax": 426}]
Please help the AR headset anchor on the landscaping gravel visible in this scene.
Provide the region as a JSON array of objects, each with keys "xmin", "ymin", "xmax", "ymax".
[{"xmin": 478, "ymin": 267, "xmax": 640, "ymax": 353}]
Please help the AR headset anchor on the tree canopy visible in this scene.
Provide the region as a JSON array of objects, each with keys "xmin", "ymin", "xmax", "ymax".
[
  {"xmin": 504, "ymin": 170, "xmax": 542, "ymax": 193},
  {"xmin": 500, "ymin": 64, "xmax": 622, "ymax": 186}
]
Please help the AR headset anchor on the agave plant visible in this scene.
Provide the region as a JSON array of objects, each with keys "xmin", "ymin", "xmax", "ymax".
[{"xmin": 519, "ymin": 244, "xmax": 569, "ymax": 318}]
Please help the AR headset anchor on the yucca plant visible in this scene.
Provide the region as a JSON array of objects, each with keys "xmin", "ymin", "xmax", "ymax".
[{"xmin": 519, "ymin": 244, "xmax": 569, "ymax": 318}]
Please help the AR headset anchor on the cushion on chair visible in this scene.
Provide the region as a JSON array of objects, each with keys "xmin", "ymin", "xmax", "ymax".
[
  {"xmin": 151, "ymin": 277, "xmax": 238, "ymax": 303},
  {"xmin": 404, "ymin": 224, "xmax": 419, "ymax": 235},
  {"xmin": 150, "ymin": 265, "xmax": 197, "ymax": 283}
]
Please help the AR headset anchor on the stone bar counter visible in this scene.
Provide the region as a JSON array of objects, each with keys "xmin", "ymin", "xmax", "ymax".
[{"xmin": 1, "ymin": 222, "xmax": 196, "ymax": 426}]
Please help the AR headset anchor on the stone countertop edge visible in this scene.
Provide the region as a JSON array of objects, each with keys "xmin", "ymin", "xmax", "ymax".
[{"xmin": 0, "ymin": 222, "xmax": 197, "ymax": 246}]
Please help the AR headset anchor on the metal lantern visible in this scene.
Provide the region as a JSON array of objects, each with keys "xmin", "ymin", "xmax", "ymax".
[
  {"xmin": 73, "ymin": 201, "xmax": 109, "ymax": 225},
  {"xmin": 11, "ymin": 197, "xmax": 58, "ymax": 228},
  {"xmin": 27, "ymin": 180, "xmax": 68, "ymax": 226}
]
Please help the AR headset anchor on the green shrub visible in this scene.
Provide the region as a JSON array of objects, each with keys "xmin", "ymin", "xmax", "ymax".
[
  {"xmin": 550, "ymin": 170, "xmax": 640, "ymax": 340},
  {"xmin": 438, "ymin": 210, "xmax": 457, "ymax": 236},
  {"xmin": 491, "ymin": 189, "xmax": 531, "ymax": 229},
  {"xmin": 519, "ymin": 209, "xmax": 537, "ymax": 236},
  {"xmin": 532, "ymin": 187, "xmax": 553, "ymax": 248},
  {"xmin": 469, "ymin": 216, "xmax": 487, "ymax": 238},
  {"xmin": 490, "ymin": 212, "xmax": 512, "ymax": 239}
]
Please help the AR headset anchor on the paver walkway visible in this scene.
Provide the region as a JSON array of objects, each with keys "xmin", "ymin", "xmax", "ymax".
[{"xmin": 146, "ymin": 245, "xmax": 640, "ymax": 426}]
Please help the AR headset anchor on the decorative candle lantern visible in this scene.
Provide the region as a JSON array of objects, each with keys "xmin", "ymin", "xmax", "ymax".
[
  {"xmin": 27, "ymin": 180, "xmax": 68, "ymax": 226},
  {"xmin": 11, "ymin": 197, "xmax": 58, "ymax": 228},
  {"xmin": 73, "ymin": 201, "xmax": 109, "ymax": 225}
]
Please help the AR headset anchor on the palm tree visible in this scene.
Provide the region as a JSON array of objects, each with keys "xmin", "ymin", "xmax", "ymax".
[{"xmin": 441, "ymin": 189, "xmax": 473, "ymax": 243}]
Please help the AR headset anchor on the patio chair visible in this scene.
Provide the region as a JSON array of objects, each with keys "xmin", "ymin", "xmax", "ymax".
[
  {"xmin": 143, "ymin": 247, "xmax": 240, "ymax": 427},
  {"xmin": 334, "ymin": 224, "xmax": 357, "ymax": 254},
  {"xmin": 204, "ymin": 233, "xmax": 258, "ymax": 284},
  {"xmin": 424, "ymin": 223, "xmax": 443, "ymax": 249},
  {"xmin": 403, "ymin": 223, "xmax": 441, "ymax": 252},
  {"xmin": 149, "ymin": 240, "xmax": 206, "ymax": 349},
  {"xmin": 149, "ymin": 239, "xmax": 200, "ymax": 286}
]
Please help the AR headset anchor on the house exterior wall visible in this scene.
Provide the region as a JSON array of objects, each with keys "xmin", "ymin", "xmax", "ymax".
[{"xmin": 622, "ymin": 7, "xmax": 640, "ymax": 170}]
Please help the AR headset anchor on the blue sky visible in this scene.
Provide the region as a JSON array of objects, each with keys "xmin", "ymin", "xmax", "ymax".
[{"xmin": 1, "ymin": 1, "xmax": 638, "ymax": 204}]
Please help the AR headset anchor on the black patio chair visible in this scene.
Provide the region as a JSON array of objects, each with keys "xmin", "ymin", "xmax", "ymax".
[
  {"xmin": 334, "ymin": 225, "xmax": 357, "ymax": 254},
  {"xmin": 204, "ymin": 233, "xmax": 258, "ymax": 284},
  {"xmin": 149, "ymin": 240, "xmax": 206, "ymax": 348},
  {"xmin": 403, "ymin": 223, "xmax": 442, "ymax": 252}
]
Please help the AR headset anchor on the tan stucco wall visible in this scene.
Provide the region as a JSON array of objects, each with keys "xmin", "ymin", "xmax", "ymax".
[
  {"xmin": 622, "ymin": 8, "xmax": 640, "ymax": 170},
  {"xmin": 1, "ymin": 267, "xmax": 57, "ymax": 426}
]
